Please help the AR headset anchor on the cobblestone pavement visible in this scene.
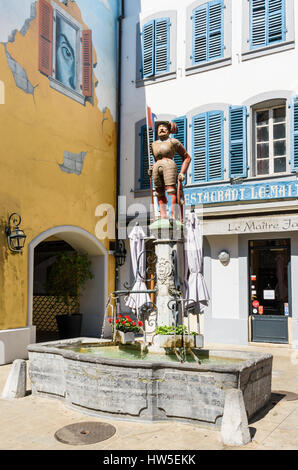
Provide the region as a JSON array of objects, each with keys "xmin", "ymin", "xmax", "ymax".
[{"xmin": 1, "ymin": 342, "xmax": 298, "ymax": 451}]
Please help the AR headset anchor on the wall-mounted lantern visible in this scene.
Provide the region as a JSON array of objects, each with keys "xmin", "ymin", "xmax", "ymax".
[
  {"xmin": 114, "ymin": 239, "xmax": 127, "ymax": 268},
  {"xmin": 5, "ymin": 213, "xmax": 27, "ymax": 253}
]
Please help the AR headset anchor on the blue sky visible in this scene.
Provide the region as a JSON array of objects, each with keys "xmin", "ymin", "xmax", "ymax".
[
  {"xmin": 0, "ymin": 0, "xmax": 119, "ymax": 119},
  {"xmin": 0, "ymin": 0, "xmax": 33, "ymax": 42}
]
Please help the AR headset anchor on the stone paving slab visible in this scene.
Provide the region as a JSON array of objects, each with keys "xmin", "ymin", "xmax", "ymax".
[{"xmin": 0, "ymin": 343, "xmax": 298, "ymax": 450}]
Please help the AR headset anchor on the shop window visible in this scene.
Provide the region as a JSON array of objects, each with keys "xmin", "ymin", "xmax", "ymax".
[
  {"xmin": 38, "ymin": 0, "xmax": 92, "ymax": 105},
  {"xmin": 254, "ymin": 104, "xmax": 287, "ymax": 176}
]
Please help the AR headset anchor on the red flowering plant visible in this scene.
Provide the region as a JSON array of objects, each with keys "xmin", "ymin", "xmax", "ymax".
[{"xmin": 108, "ymin": 314, "xmax": 143, "ymax": 333}]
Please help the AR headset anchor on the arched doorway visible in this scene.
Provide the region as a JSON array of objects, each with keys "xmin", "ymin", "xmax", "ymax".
[{"xmin": 28, "ymin": 226, "xmax": 108, "ymax": 343}]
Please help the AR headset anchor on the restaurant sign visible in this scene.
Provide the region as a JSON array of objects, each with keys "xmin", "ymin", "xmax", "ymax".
[{"xmin": 184, "ymin": 180, "xmax": 298, "ymax": 206}]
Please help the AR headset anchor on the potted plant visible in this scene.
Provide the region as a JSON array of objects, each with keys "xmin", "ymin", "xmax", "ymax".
[
  {"xmin": 109, "ymin": 314, "xmax": 143, "ymax": 344},
  {"xmin": 46, "ymin": 251, "xmax": 94, "ymax": 339},
  {"xmin": 153, "ymin": 324, "xmax": 188, "ymax": 348},
  {"xmin": 153, "ymin": 325, "xmax": 204, "ymax": 348}
]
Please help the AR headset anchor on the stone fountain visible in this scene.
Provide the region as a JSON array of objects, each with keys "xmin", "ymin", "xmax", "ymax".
[
  {"xmin": 27, "ymin": 119, "xmax": 272, "ymax": 430},
  {"xmin": 27, "ymin": 217, "xmax": 273, "ymax": 428}
]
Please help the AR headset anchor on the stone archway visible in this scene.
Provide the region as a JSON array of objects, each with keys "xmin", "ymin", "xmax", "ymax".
[{"xmin": 28, "ymin": 226, "xmax": 109, "ymax": 343}]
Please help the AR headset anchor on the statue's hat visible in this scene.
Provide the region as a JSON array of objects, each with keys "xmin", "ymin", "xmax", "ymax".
[{"xmin": 155, "ymin": 120, "xmax": 178, "ymax": 136}]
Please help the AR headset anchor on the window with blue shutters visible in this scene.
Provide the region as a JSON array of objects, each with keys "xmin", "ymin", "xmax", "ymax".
[
  {"xmin": 192, "ymin": 0, "xmax": 224, "ymax": 65},
  {"xmin": 141, "ymin": 18, "xmax": 170, "ymax": 78},
  {"xmin": 140, "ymin": 125, "xmax": 154, "ymax": 189},
  {"xmin": 250, "ymin": 0, "xmax": 285, "ymax": 49},
  {"xmin": 229, "ymin": 106, "xmax": 248, "ymax": 178},
  {"xmin": 192, "ymin": 111, "xmax": 224, "ymax": 183}
]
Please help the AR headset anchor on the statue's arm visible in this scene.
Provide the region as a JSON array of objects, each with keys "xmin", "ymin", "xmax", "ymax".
[{"xmin": 174, "ymin": 141, "xmax": 191, "ymax": 180}]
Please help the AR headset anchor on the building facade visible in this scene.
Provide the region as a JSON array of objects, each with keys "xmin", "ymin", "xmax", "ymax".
[
  {"xmin": 119, "ymin": 0, "xmax": 298, "ymax": 347},
  {"xmin": 0, "ymin": 0, "xmax": 119, "ymax": 364}
]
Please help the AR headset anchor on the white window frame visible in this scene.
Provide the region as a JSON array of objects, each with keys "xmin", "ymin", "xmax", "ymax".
[
  {"xmin": 241, "ymin": 0, "xmax": 295, "ymax": 61},
  {"xmin": 185, "ymin": 0, "xmax": 232, "ymax": 76},
  {"xmin": 136, "ymin": 11, "xmax": 177, "ymax": 87},
  {"xmin": 49, "ymin": 1, "xmax": 85, "ymax": 104},
  {"xmin": 254, "ymin": 104, "xmax": 288, "ymax": 177}
]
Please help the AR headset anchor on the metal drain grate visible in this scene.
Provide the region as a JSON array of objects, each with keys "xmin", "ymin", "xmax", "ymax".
[{"xmin": 54, "ymin": 422, "xmax": 116, "ymax": 445}]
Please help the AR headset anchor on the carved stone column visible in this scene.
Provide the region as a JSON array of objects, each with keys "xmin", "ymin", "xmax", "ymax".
[{"xmin": 149, "ymin": 219, "xmax": 185, "ymax": 327}]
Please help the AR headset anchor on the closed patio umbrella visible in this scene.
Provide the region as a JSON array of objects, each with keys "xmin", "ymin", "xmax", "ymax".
[
  {"xmin": 125, "ymin": 224, "xmax": 150, "ymax": 312},
  {"xmin": 185, "ymin": 212, "xmax": 210, "ymax": 314}
]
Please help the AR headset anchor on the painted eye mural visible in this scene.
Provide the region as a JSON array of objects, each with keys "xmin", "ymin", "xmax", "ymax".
[{"xmin": 55, "ymin": 14, "xmax": 76, "ymax": 90}]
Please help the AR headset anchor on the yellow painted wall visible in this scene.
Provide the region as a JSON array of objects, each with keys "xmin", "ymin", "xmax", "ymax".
[{"xmin": 0, "ymin": 0, "xmax": 117, "ymax": 329}]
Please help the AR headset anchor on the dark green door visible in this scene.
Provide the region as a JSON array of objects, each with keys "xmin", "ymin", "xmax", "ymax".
[{"xmin": 249, "ymin": 239, "xmax": 290, "ymax": 344}]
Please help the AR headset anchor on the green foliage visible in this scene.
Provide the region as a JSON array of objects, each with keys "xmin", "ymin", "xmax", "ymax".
[
  {"xmin": 46, "ymin": 251, "xmax": 94, "ymax": 314},
  {"xmin": 155, "ymin": 325, "xmax": 188, "ymax": 336}
]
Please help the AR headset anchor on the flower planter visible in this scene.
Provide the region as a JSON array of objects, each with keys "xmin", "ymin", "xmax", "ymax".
[
  {"xmin": 152, "ymin": 334, "xmax": 204, "ymax": 349},
  {"xmin": 116, "ymin": 331, "xmax": 135, "ymax": 345}
]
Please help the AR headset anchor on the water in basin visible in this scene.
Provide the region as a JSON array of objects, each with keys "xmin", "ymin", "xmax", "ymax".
[{"xmin": 59, "ymin": 343, "xmax": 245, "ymax": 365}]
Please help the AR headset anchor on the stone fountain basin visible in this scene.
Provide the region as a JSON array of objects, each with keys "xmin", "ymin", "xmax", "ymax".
[{"xmin": 27, "ymin": 338, "xmax": 272, "ymax": 428}]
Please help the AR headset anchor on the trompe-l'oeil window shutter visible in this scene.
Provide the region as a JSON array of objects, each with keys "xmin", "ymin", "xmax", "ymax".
[
  {"xmin": 291, "ymin": 96, "xmax": 298, "ymax": 172},
  {"xmin": 192, "ymin": 0, "xmax": 223, "ymax": 65},
  {"xmin": 38, "ymin": 0, "xmax": 53, "ymax": 76},
  {"xmin": 142, "ymin": 18, "xmax": 170, "ymax": 78},
  {"xmin": 140, "ymin": 126, "xmax": 154, "ymax": 189},
  {"xmin": 172, "ymin": 116, "xmax": 187, "ymax": 175},
  {"xmin": 250, "ymin": 0, "xmax": 285, "ymax": 49},
  {"xmin": 192, "ymin": 111, "xmax": 223, "ymax": 183},
  {"xmin": 82, "ymin": 30, "xmax": 92, "ymax": 97},
  {"xmin": 229, "ymin": 106, "xmax": 248, "ymax": 178}
]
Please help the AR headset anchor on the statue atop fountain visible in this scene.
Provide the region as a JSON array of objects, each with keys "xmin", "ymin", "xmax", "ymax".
[{"xmin": 149, "ymin": 120, "xmax": 191, "ymax": 220}]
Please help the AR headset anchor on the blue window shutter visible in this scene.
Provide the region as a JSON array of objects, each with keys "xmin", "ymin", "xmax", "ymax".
[
  {"xmin": 172, "ymin": 116, "xmax": 187, "ymax": 175},
  {"xmin": 142, "ymin": 20, "xmax": 154, "ymax": 78},
  {"xmin": 208, "ymin": 0, "xmax": 224, "ymax": 60},
  {"xmin": 250, "ymin": 0, "xmax": 266, "ymax": 48},
  {"xmin": 208, "ymin": 111, "xmax": 224, "ymax": 181},
  {"xmin": 192, "ymin": 1, "xmax": 223, "ymax": 64},
  {"xmin": 155, "ymin": 18, "xmax": 170, "ymax": 75},
  {"xmin": 291, "ymin": 97, "xmax": 298, "ymax": 172},
  {"xmin": 192, "ymin": 113, "xmax": 207, "ymax": 183},
  {"xmin": 229, "ymin": 106, "xmax": 247, "ymax": 178},
  {"xmin": 140, "ymin": 126, "xmax": 154, "ymax": 189},
  {"xmin": 268, "ymin": 0, "xmax": 285, "ymax": 44},
  {"xmin": 192, "ymin": 4, "xmax": 208, "ymax": 64},
  {"xmin": 250, "ymin": 0, "xmax": 285, "ymax": 49}
]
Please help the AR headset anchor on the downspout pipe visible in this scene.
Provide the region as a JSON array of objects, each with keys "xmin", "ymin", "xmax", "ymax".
[{"xmin": 115, "ymin": 0, "xmax": 125, "ymax": 291}]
